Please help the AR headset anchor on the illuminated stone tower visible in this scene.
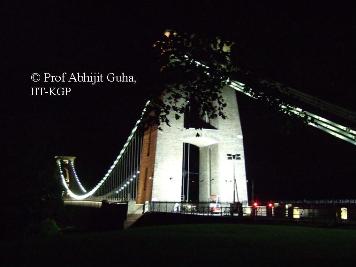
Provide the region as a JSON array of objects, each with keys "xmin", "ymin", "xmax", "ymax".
[
  {"xmin": 55, "ymin": 156, "xmax": 76, "ymax": 190},
  {"xmin": 137, "ymin": 86, "xmax": 248, "ymax": 205}
]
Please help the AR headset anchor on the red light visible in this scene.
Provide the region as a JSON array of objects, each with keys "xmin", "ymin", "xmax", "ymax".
[
  {"xmin": 253, "ymin": 202, "xmax": 258, "ymax": 207},
  {"xmin": 268, "ymin": 203, "xmax": 273, "ymax": 208}
]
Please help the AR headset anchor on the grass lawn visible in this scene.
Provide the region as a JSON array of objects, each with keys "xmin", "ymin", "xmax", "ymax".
[{"xmin": 4, "ymin": 224, "xmax": 356, "ymax": 267}]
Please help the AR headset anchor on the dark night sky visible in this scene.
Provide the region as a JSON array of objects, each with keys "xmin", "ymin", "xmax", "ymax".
[{"xmin": 1, "ymin": 1, "xmax": 355, "ymax": 201}]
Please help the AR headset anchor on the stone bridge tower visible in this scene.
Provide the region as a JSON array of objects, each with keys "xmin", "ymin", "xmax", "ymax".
[{"xmin": 137, "ymin": 86, "xmax": 248, "ymax": 205}]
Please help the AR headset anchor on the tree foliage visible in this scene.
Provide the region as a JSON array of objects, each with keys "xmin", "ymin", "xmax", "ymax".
[
  {"xmin": 148, "ymin": 30, "xmax": 314, "ymax": 131},
  {"xmin": 149, "ymin": 30, "xmax": 236, "ymax": 128},
  {"xmin": 4, "ymin": 144, "xmax": 64, "ymax": 238}
]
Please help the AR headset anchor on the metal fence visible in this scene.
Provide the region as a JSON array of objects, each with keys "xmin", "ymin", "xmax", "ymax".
[
  {"xmin": 145, "ymin": 201, "xmax": 356, "ymax": 223},
  {"xmin": 148, "ymin": 202, "xmax": 233, "ymax": 216}
]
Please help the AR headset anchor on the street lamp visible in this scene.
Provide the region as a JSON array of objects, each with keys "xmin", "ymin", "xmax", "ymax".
[{"xmin": 227, "ymin": 153, "xmax": 241, "ymax": 203}]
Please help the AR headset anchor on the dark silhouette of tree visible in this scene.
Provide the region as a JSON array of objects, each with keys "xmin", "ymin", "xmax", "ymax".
[
  {"xmin": 4, "ymin": 141, "xmax": 64, "ymax": 238},
  {"xmin": 147, "ymin": 30, "xmax": 313, "ymax": 130},
  {"xmin": 148, "ymin": 30, "xmax": 235, "ymax": 128}
]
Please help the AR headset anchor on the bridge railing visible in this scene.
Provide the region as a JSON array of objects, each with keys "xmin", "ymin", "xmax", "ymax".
[{"xmin": 145, "ymin": 201, "xmax": 356, "ymax": 224}]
